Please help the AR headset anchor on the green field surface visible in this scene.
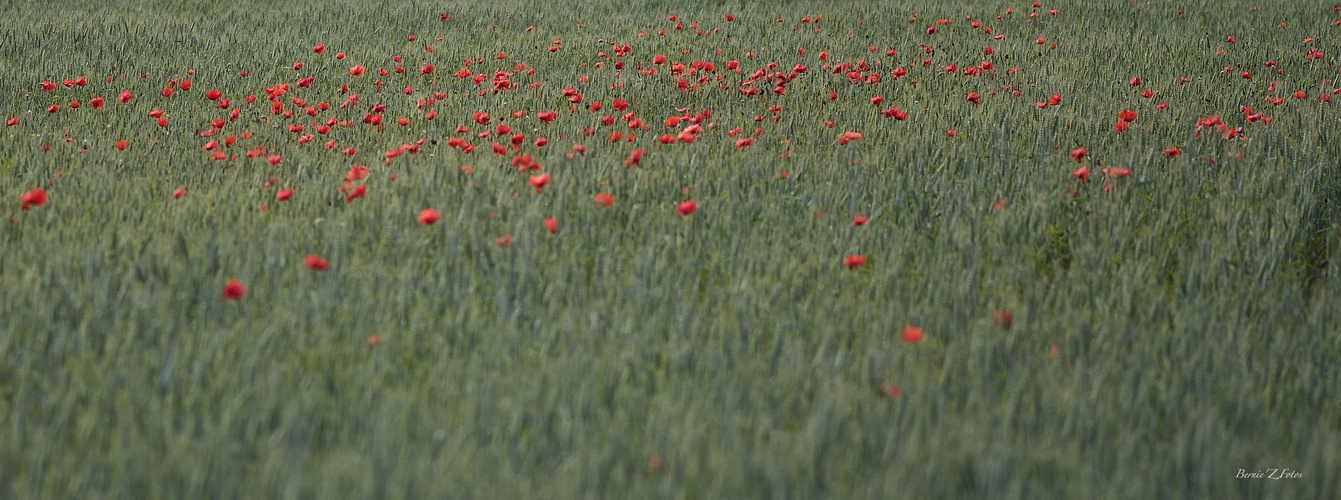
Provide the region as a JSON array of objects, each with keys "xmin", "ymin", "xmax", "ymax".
[{"xmin": 2, "ymin": 0, "xmax": 1339, "ymax": 498}]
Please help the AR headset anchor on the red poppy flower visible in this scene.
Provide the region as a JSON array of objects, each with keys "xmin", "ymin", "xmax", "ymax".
[
  {"xmin": 90, "ymin": 97, "xmax": 104, "ymax": 109},
  {"xmin": 844, "ymin": 254, "xmax": 866, "ymax": 269},
  {"xmin": 346, "ymin": 185, "xmax": 367, "ymax": 203},
  {"xmin": 222, "ymin": 279, "xmax": 246, "ymax": 300},
  {"xmin": 496, "ymin": 234, "xmax": 512, "ymax": 247},
  {"xmin": 594, "ymin": 193, "xmax": 614, "ymax": 206},
  {"xmin": 993, "ymin": 310, "xmax": 1012, "ymax": 329},
  {"xmin": 115, "ymin": 140, "xmax": 128, "ymax": 150},
  {"xmin": 345, "ymin": 166, "xmax": 369, "ymax": 181},
  {"xmin": 528, "ymin": 173, "xmax": 552, "ymax": 193},
  {"xmin": 305, "ymin": 255, "xmax": 329, "ymax": 270},
  {"xmin": 418, "ymin": 208, "xmax": 441, "ymax": 225},
  {"xmin": 5, "ymin": 118, "xmax": 16, "ymax": 126},
  {"xmin": 837, "ymin": 131, "xmax": 863, "ymax": 145},
  {"xmin": 313, "ymin": 44, "xmax": 326, "ymax": 53},
  {"xmin": 1119, "ymin": 110, "xmax": 1137, "ymax": 122},
  {"xmin": 266, "ymin": 155, "xmax": 282, "ymax": 166},
  {"xmin": 623, "ymin": 148, "xmax": 645, "ymax": 168},
  {"xmin": 1069, "ymin": 147, "xmax": 1086, "ymax": 162},
  {"xmin": 118, "ymin": 91, "xmax": 133, "ymax": 104},
  {"xmin": 19, "ymin": 188, "xmax": 47, "ymax": 210},
  {"xmin": 852, "ymin": 215, "xmax": 869, "ymax": 226},
  {"xmin": 967, "ymin": 92, "xmax": 980, "ymax": 104},
  {"xmin": 348, "ymin": 65, "xmax": 365, "ymax": 76},
  {"xmin": 276, "ymin": 189, "xmax": 293, "ymax": 201},
  {"xmin": 1072, "ymin": 166, "xmax": 1090, "ymax": 184},
  {"xmin": 173, "ymin": 188, "xmax": 186, "ymax": 200},
  {"xmin": 1103, "ymin": 167, "xmax": 1131, "ymax": 178},
  {"xmin": 1114, "ymin": 121, "xmax": 1128, "ymax": 132},
  {"xmin": 1163, "ymin": 147, "xmax": 1181, "ymax": 158},
  {"xmin": 902, "ymin": 326, "xmax": 924, "ymax": 343},
  {"xmin": 677, "ymin": 200, "xmax": 697, "ymax": 217}
]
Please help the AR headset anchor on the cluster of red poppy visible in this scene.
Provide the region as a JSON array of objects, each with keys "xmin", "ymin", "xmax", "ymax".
[{"xmin": 10, "ymin": 5, "xmax": 1337, "ymax": 375}]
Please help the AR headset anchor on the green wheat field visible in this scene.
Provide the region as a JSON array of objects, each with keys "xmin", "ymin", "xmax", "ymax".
[{"xmin": 2, "ymin": 0, "xmax": 1339, "ymax": 498}]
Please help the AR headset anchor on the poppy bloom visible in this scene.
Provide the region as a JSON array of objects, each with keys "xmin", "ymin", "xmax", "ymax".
[
  {"xmin": 1072, "ymin": 166, "xmax": 1090, "ymax": 184},
  {"xmin": 1163, "ymin": 147, "xmax": 1181, "ymax": 158},
  {"xmin": 276, "ymin": 189, "xmax": 293, "ymax": 201},
  {"xmin": 267, "ymin": 155, "xmax": 282, "ymax": 166},
  {"xmin": 967, "ymin": 92, "xmax": 980, "ymax": 104},
  {"xmin": 173, "ymin": 188, "xmax": 186, "ymax": 200},
  {"xmin": 902, "ymin": 325, "xmax": 924, "ymax": 343},
  {"xmin": 1118, "ymin": 110, "xmax": 1137, "ymax": 122},
  {"xmin": 1114, "ymin": 121, "xmax": 1129, "ymax": 132},
  {"xmin": 1103, "ymin": 167, "xmax": 1131, "ymax": 178},
  {"xmin": 115, "ymin": 140, "xmax": 128, "ymax": 150},
  {"xmin": 993, "ymin": 199, "xmax": 1008, "ymax": 211},
  {"xmin": 677, "ymin": 199, "xmax": 697, "ymax": 217},
  {"xmin": 222, "ymin": 279, "xmax": 246, "ymax": 300},
  {"xmin": 346, "ymin": 184, "xmax": 366, "ymax": 203},
  {"xmin": 118, "ymin": 90, "xmax": 133, "ymax": 104},
  {"xmin": 19, "ymin": 188, "xmax": 47, "ymax": 210},
  {"xmin": 993, "ymin": 310, "xmax": 1013, "ymax": 329},
  {"xmin": 543, "ymin": 217, "xmax": 558, "ymax": 233},
  {"xmin": 313, "ymin": 44, "xmax": 325, "ymax": 53},
  {"xmin": 852, "ymin": 215, "xmax": 869, "ymax": 226},
  {"xmin": 1069, "ymin": 147, "xmax": 1086, "ymax": 162},
  {"xmin": 345, "ymin": 166, "xmax": 369, "ymax": 181},
  {"xmin": 90, "ymin": 97, "xmax": 104, "ymax": 109},
  {"xmin": 838, "ymin": 131, "xmax": 863, "ymax": 144},
  {"xmin": 305, "ymin": 255, "xmax": 329, "ymax": 270},
  {"xmin": 844, "ymin": 254, "xmax": 866, "ymax": 269},
  {"xmin": 419, "ymin": 208, "xmax": 441, "ymax": 225},
  {"xmin": 594, "ymin": 193, "xmax": 614, "ymax": 206},
  {"xmin": 496, "ymin": 234, "xmax": 512, "ymax": 247},
  {"xmin": 348, "ymin": 65, "xmax": 365, "ymax": 76},
  {"xmin": 528, "ymin": 173, "xmax": 551, "ymax": 193},
  {"xmin": 5, "ymin": 118, "xmax": 16, "ymax": 126}
]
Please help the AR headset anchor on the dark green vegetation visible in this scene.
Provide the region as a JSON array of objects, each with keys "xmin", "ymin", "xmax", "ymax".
[{"xmin": 1, "ymin": 0, "xmax": 1339, "ymax": 498}]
